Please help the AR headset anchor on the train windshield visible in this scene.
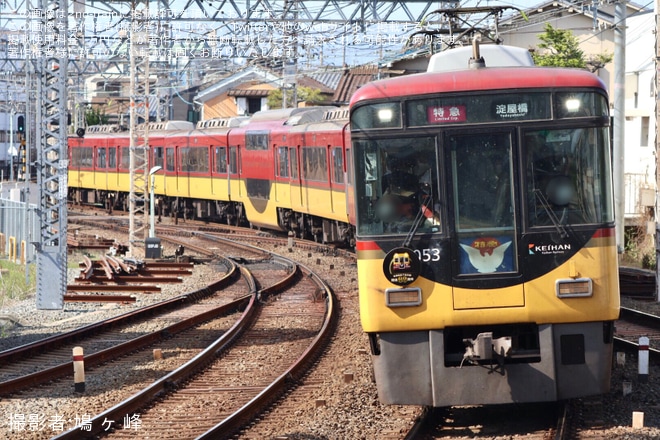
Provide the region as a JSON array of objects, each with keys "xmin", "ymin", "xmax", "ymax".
[
  {"xmin": 526, "ymin": 127, "xmax": 614, "ymax": 228},
  {"xmin": 353, "ymin": 136, "xmax": 440, "ymax": 236}
]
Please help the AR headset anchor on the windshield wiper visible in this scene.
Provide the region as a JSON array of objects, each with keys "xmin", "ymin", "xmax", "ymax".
[
  {"xmin": 533, "ymin": 189, "xmax": 569, "ymax": 238},
  {"xmin": 402, "ymin": 194, "xmax": 434, "ymax": 248}
]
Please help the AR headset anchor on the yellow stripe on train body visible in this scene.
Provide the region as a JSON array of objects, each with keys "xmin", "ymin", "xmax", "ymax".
[{"xmin": 359, "ymin": 234, "xmax": 620, "ymax": 333}]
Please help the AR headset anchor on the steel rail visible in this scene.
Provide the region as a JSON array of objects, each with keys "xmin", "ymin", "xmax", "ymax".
[
  {"xmin": 0, "ymin": 259, "xmax": 238, "ymax": 366},
  {"xmin": 0, "ymin": 294, "xmax": 251, "ymax": 397},
  {"xmin": 198, "ymin": 259, "xmax": 337, "ymax": 439},
  {"xmin": 51, "ymin": 263, "xmax": 289, "ymax": 439}
]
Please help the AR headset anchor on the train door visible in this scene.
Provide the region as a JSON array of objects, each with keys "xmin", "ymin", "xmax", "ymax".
[
  {"xmin": 290, "ymin": 146, "xmax": 302, "ymax": 209},
  {"xmin": 274, "ymin": 145, "xmax": 290, "ymax": 204},
  {"xmin": 211, "ymin": 145, "xmax": 228, "ymax": 197},
  {"xmin": 108, "ymin": 145, "xmax": 118, "ymax": 191},
  {"xmin": 96, "ymin": 145, "xmax": 107, "ymax": 191},
  {"xmin": 446, "ymin": 129, "xmax": 524, "ymax": 308},
  {"xmin": 329, "ymin": 145, "xmax": 344, "ymax": 214},
  {"xmin": 229, "ymin": 146, "xmax": 238, "ymax": 200},
  {"xmin": 165, "ymin": 146, "xmax": 175, "ymax": 195},
  {"xmin": 233, "ymin": 144, "xmax": 243, "ymax": 198}
]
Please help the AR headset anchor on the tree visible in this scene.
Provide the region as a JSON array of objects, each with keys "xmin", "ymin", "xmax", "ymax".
[
  {"xmin": 532, "ymin": 23, "xmax": 593, "ymax": 69},
  {"xmin": 85, "ymin": 107, "xmax": 109, "ymax": 126},
  {"xmin": 267, "ymin": 86, "xmax": 324, "ymax": 109}
]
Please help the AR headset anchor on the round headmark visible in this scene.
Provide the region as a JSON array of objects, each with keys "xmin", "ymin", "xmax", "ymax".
[{"xmin": 383, "ymin": 247, "xmax": 421, "ymax": 286}]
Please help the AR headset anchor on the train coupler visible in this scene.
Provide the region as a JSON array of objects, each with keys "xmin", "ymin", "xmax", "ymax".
[{"xmin": 461, "ymin": 332, "xmax": 512, "ymax": 365}]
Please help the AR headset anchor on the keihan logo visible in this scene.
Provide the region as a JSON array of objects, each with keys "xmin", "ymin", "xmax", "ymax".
[{"xmin": 529, "ymin": 243, "xmax": 535, "ymax": 255}]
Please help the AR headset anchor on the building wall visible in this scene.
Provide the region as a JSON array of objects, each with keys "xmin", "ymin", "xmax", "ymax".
[
  {"xmin": 622, "ymin": 12, "xmax": 656, "ymax": 220},
  {"xmin": 204, "ymin": 94, "xmax": 237, "ymax": 119}
]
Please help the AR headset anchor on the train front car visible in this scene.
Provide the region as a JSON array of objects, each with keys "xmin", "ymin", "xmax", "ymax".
[{"xmin": 350, "ymin": 45, "xmax": 620, "ymax": 407}]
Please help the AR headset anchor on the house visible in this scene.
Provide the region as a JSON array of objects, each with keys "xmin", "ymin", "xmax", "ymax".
[{"xmin": 194, "ymin": 66, "xmax": 281, "ymax": 119}]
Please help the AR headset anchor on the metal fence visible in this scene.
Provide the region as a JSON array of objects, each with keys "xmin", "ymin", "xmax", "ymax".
[
  {"xmin": 625, "ymin": 173, "xmax": 654, "ymax": 223},
  {"xmin": 0, "ymin": 192, "xmax": 38, "ymax": 264}
]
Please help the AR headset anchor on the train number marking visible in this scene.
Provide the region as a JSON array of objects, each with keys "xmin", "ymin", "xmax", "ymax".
[{"xmin": 415, "ymin": 248, "xmax": 440, "ymax": 262}]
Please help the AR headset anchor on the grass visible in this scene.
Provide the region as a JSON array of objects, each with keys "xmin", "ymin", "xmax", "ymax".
[{"xmin": 0, "ymin": 259, "xmax": 36, "ymax": 307}]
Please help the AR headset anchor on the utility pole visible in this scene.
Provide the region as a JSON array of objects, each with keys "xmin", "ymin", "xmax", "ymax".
[
  {"xmin": 128, "ymin": 0, "xmax": 150, "ymax": 257},
  {"xmin": 34, "ymin": 0, "xmax": 69, "ymax": 309},
  {"xmin": 613, "ymin": 2, "xmax": 626, "ymax": 255},
  {"xmin": 655, "ymin": 0, "xmax": 660, "ymax": 301}
]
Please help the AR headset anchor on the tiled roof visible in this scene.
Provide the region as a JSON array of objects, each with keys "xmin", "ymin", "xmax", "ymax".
[
  {"xmin": 331, "ymin": 65, "xmax": 379, "ymax": 105},
  {"xmin": 227, "ymin": 89, "xmax": 271, "ymax": 97}
]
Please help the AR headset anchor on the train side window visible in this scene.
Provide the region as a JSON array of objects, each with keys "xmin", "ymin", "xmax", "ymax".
[
  {"xmin": 289, "ymin": 147, "xmax": 298, "ymax": 179},
  {"xmin": 215, "ymin": 146, "xmax": 227, "ymax": 173},
  {"xmin": 331, "ymin": 147, "xmax": 343, "ymax": 184},
  {"xmin": 302, "ymin": 146, "xmax": 328, "ymax": 182},
  {"xmin": 197, "ymin": 147, "xmax": 209, "ymax": 173},
  {"xmin": 120, "ymin": 146, "xmax": 130, "ymax": 169},
  {"xmin": 96, "ymin": 147, "xmax": 106, "ymax": 168},
  {"xmin": 277, "ymin": 146, "xmax": 289, "ymax": 178},
  {"xmin": 108, "ymin": 147, "xmax": 117, "ymax": 168},
  {"xmin": 153, "ymin": 146, "xmax": 165, "ymax": 170},
  {"xmin": 229, "ymin": 147, "xmax": 238, "ymax": 174},
  {"xmin": 165, "ymin": 147, "xmax": 175, "ymax": 172}
]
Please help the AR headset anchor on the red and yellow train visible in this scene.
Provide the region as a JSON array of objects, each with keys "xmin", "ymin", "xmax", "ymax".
[
  {"xmin": 68, "ymin": 106, "xmax": 354, "ymax": 245},
  {"xmin": 68, "ymin": 42, "xmax": 620, "ymax": 407}
]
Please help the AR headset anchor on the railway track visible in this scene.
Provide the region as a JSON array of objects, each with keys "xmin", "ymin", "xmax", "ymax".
[
  {"xmin": 614, "ymin": 307, "xmax": 660, "ymax": 361},
  {"xmin": 49, "ymin": 258, "xmax": 334, "ymax": 439},
  {"xmin": 3, "ymin": 221, "xmax": 340, "ymax": 439},
  {"xmin": 0, "ymin": 257, "xmax": 243, "ymax": 397}
]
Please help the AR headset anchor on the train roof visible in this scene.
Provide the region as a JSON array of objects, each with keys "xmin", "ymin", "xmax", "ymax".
[
  {"xmin": 83, "ymin": 120, "xmax": 194, "ymax": 135},
  {"xmin": 196, "ymin": 117, "xmax": 249, "ymax": 130},
  {"xmin": 350, "ymin": 66, "xmax": 607, "ymax": 106},
  {"xmin": 427, "ymin": 45, "xmax": 534, "ymax": 72},
  {"xmin": 248, "ymin": 106, "xmax": 338, "ymax": 126}
]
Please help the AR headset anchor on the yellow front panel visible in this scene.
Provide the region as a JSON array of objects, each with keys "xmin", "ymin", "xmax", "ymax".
[
  {"xmin": 453, "ymin": 285, "xmax": 524, "ymax": 309},
  {"xmin": 524, "ymin": 234, "xmax": 620, "ymax": 323},
  {"xmin": 358, "ymin": 234, "xmax": 620, "ymax": 333}
]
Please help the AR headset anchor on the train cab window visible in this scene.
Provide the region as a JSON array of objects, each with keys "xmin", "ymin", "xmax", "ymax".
[
  {"xmin": 526, "ymin": 127, "xmax": 613, "ymax": 228},
  {"xmin": 354, "ymin": 136, "xmax": 440, "ymax": 236},
  {"xmin": 166, "ymin": 147, "xmax": 175, "ymax": 172},
  {"xmin": 450, "ymin": 132, "xmax": 516, "ymax": 274},
  {"xmin": 214, "ymin": 146, "xmax": 227, "ymax": 173},
  {"xmin": 331, "ymin": 147, "xmax": 343, "ymax": 184},
  {"xmin": 96, "ymin": 147, "xmax": 106, "ymax": 168},
  {"xmin": 277, "ymin": 146, "xmax": 289, "ymax": 178},
  {"xmin": 108, "ymin": 147, "xmax": 117, "ymax": 168}
]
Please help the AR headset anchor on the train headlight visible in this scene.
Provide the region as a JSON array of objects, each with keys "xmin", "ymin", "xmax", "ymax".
[
  {"xmin": 385, "ymin": 287, "xmax": 422, "ymax": 307},
  {"xmin": 556, "ymin": 278, "xmax": 592, "ymax": 298},
  {"xmin": 564, "ymin": 98, "xmax": 581, "ymax": 113}
]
